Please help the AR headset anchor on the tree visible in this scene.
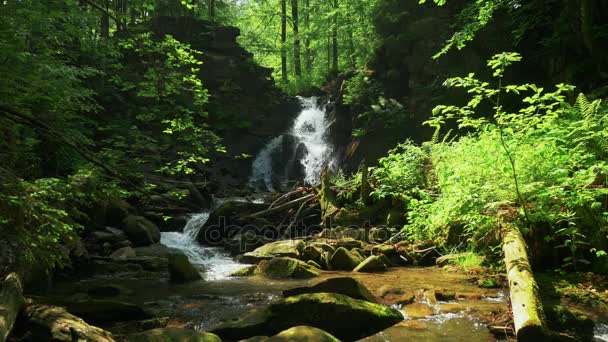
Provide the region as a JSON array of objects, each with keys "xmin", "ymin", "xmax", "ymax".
[
  {"xmin": 281, "ymin": 0, "xmax": 288, "ymax": 83},
  {"xmin": 292, "ymin": 0, "xmax": 302, "ymax": 78}
]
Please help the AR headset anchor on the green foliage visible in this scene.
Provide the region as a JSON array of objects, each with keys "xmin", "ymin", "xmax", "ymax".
[{"xmin": 371, "ymin": 141, "xmax": 428, "ymax": 200}]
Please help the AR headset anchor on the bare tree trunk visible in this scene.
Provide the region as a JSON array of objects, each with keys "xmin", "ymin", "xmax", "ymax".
[
  {"xmin": 281, "ymin": 0, "xmax": 288, "ymax": 83},
  {"xmin": 304, "ymin": 0, "xmax": 311, "ymax": 76},
  {"xmin": 331, "ymin": 0, "xmax": 339, "ymax": 76},
  {"xmin": 292, "ymin": 0, "xmax": 302, "ymax": 78},
  {"xmin": 209, "ymin": 0, "xmax": 216, "ymax": 19},
  {"xmin": 100, "ymin": 0, "xmax": 109, "ymax": 37}
]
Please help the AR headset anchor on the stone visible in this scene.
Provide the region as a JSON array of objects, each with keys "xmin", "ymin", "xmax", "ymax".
[
  {"xmin": 211, "ymin": 293, "xmax": 403, "ymax": 341},
  {"xmin": 168, "ymin": 251, "xmax": 203, "ymax": 283},
  {"xmin": 434, "ymin": 289, "xmax": 456, "ymax": 301},
  {"xmin": 329, "ymin": 247, "xmax": 359, "ymax": 271},
  {"xmin": 353, "ymin": 255, "xmax": 388, "ymax": 273},
  {"xmin": 129, "ymin": 328, "xmax": 221, "ymax": 342},
  {"xmin": 106, "ymin": 198, "xmax": 134, "ymax": 227},
  {"xmin": 121, "ymin": 215, "xmax": 161, "ymax": 246},
  {"xmin": 134, "ymin": 244, "xmax": 172, "ymax": 258},
  {"xmin": 19, "ymin": 301, "xmax": 115, "ymax": 341},
  {"xmin": 310, "ymin": 242, "xmax": 335, "ymax": 254},
  {"xmin": 266, "ymin": 326, "xmax": 340, "ymax": 342},
  {"xmin": 318, "ymin": 227, "xmax": 367, "ymax": 241},
  {"xmin": 369, "ymin": 227, "xmax": 391, "ymax": 243},
  {"xmin": 110, "ymin": 246, "xmax": 136, "ymax": 259},
  {"xmin": 230, "ymin": 265, "xmax": 257, "ymax": 277},
  {"xmin": 402, "ymin": 303, "xmax": 434, "ymax": 319},
  {"xmin": 301, "ymin": 245, "xmax": 323, "ymax": 263},
  {"xmin": 195, "ymin": 201, "xmax": 268, "ymax": 246},
  {"xmin": 256, "ymin": 257, "xmax": 319, "ymax": 279},
  {"xmin": 334, "ymin": 238, "xmax": 364, "ymax": 250},
  {"xmin": 306, "ymin": 260, "xmax": 322, "ymax": 269},
  {"xmin": 58, "ymin": 299, "xmax": 150, "ymax": 323},
  {"xmin": 283, "ymin": 277, "xmax": 379, "ymax": 303},
  {"xmin": 240, "ymin": 240, "xmax": 305, "ymax": 264}
]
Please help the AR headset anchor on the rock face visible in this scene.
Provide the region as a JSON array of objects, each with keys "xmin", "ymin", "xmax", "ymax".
[
  {"xmin": 121, "ymin": 215, "xmax": 161, "ymax": 246},
  {"xmin": 241, "ymin": 240, "xmax": 305, "ymax": 264},
  {"xmin": 283, "ymin": 277, "xmax": 379, "ymax": 303},
  {"xmin": 168, "ymin": 251, "xmax": 203, "ymax": 282},
  {"xmin": 210, "ymin": 293, "xmax": 403, "ymax": 341},
  {"xmin": 18, "ymin": 301, "xmax": 115, "ymax": 342},
  {"xmin": 129, "ymin": 328, "xmax": 221, "ymax": 342},
  {"xmin": 256, "ymin": 257, "xmax": 319, "ymax": 279}
]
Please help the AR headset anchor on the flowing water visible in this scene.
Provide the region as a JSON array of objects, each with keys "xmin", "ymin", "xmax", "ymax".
[
  {"xmin": 596, "ymin": 323, "xmax": 608, "ymax": 342},
  {"xmin": 160, "ymin": 212, "xmax": 243, "ymax": 280},
  {"xmin": 250, "ymin": 97, "xmax": 336, "ymax": 191}
]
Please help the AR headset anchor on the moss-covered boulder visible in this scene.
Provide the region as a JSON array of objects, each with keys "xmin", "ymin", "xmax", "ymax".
[
  {"xmin": 283, "ymin": 277, "xmax": 379, "ymax": 303},
  {"xmin": 168, "ymin": 251, "xmax": 202, "ymax": 282},
  {"xmin": 329, "ymin": 247, "xmax": 359, "ymax": 271},
  {"xmin": 121, "ymin": 215, "xmax": 161, "ymax": 246},
  {"xmin": 210, "ymin": 293, "xmax": 403, "ymax": 341},
  {"xmin": 240, "ymin": 240, "xmax": 305, "ymax": 264},
  {"xmin": 353, "ymin": 255, "xmax": 388, "ymax": 273},
  {"xmin": 129, "ymin": 328, "xmax": 221, "ymax": 342},
  {"xmin": 230, "ymin": 265, "xmax": 258, "ymax": 277},
  {"xmin": 319, "ymin": 227, "xmax": 367, "ymax": 241},
  {"xmin": 301, "ymin": 245, "xmax": 323, "ymax": 263},
  {"xmin": 306, "ymin": 260, "xmax": 322, "ymax": 269},
  {"xmin": 267, "ymin": 326, "xmax": 340, "ymax": 342},
  {"xmin": 545, "ymin": 305, "xmax": 595, "ymax": 341},
  {"xmin": 256, "ymin": 257, "xmax": 319, "ymax": 279}
]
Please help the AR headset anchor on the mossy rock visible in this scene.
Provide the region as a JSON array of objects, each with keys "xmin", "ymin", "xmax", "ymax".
[
  {"xmin": 350, "ymin": 248, "xmax": 367, "ymax": 262},
  {"xmin": 302, "ymin": 245, "xmax": 323, "ymax": 263},
  {"xmin": 334, "ymin": 238, "xmax": 364, "ymax": 250},
  {"xmin": 283, "ymin": 277, "xmax": 379, "ymax": 303},
  {"xmin": 318, "ymin": 227, "xmax": 367, "ymax": 241},
  {"xmin": 240, "ymin": 240, "xmax": 305, "ymax": 264},
  {"xmin": 310, "ymin": 242, "xmax": 335, "ymax": 254},
  {"xmin": 129, "ymin": 328, "xmax": 221, "ymax": 342},
  {"xmin": 168, "ymin": 251, "xmax": 203, "ymax": 283},
  {"xmin": 55, "ymin": 299, "xmax": 150, "ymax": 323},
  {"xmin": 121, "ymin": 215, "xmax": 161, "ymax": 247},
  {"xmin": 353, "ymin": 255, "xmax": 387, "ymax": 273},
  {"xmin": 306, "ymin": 260, "xmax": 322, "ymax": 269},
  {"xmin": 230, "ymin": 265, "xmax": 257, "ymax": 277},
  {"xmin": 369, "ymin": 227, "xmax": 391, "ymax": 243},
  {"xmin": 545, "ymin": 305, "xmax": 595, "ymax": 341},
  {"xmin": 267, "ymin": 326, "xmax": 340, "ymax": 342},
  {"xmin": 329, "ymin": 247, "xmax": 359, "ymax": 271},
  {"xmin": 210, "ymin": 293, "xmax": 403, "ymax": 341},
  {"xmin": 256, "ymin": 257, "xmax": 319, "ymax": 279}
]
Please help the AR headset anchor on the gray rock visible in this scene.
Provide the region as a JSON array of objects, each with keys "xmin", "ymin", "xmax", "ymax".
[
  {"xmin": 121, "ymin": 215, "xmax": 161, "ymax": 246},
  {"xmin": 168, "ymin": 251, "xmax": 202, "ymax": 283}
]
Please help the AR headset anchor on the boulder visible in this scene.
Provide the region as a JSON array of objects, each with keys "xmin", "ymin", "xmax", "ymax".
[
  {"xmin": 329, "ymin": 247, "xmax": 359, "ymax": 271},
  {"xmin": 306, "ymin": 260, "xmax": 322, "ymax": 269},
  {"xmin": 353, "ymin": 255, "xmax": 388, "ymax": 273},
  {"xmin": 319, "ymin": 227, "xmax": 367, "ymax": 241},
  {"xmin": 402, "ymin": 303, "xmax": 434, "ymax": 319},
  {"xmin": 195, "ymin": 201, "xmax": 268, "ymax": 246},
  {"xmin": 18, "ymin": 301, "xmax": 115, "ymax": 341},
  {"xmin": 110, "ymin": 246, "xmax": 136, "ymax": 259},
  {"xmin": 230, "ymin": 265, "xmax": 258, "ymax": 277},
  {"xmin": 256, "ymin": 257, "xmax": 319, "ymax": 279},
  {"xmin": 106, "ymin": 198, "xmax": 134, "ymax": 226},
  {"xmin": 283, "ymin": 277, "xmax": 379, "ymax": 303},
  {"xmin": 134, "ymin": 244, "xmax": 172, "ymax": 258},
  {"xmin": 266, "ymin": 326, "xmax": 340, "ymax": 342},
  {"xmin": 310, "ymin": 242, "xmax": 335, "ymax": 254},
  {"xmin": 301, "ymin": 245, "xmax": 323, "ymax": 263},
  {"xmin": 168, "ymin": 251, "xmax": 203, "ymax": 282},
  {"xmin": 129, "ymin": 328, "xmax": 221, "ymax": 342},
  {"xmin": 58, "ymin": 299, "xmax": 150, "ymax": 323},
  {"xmin": 210, "ymin": 293, "xmax": 403, "ymax": 341},
  {"xmin": 121, "ymin": 215, "xmax": 161, "ymax": 246},
  {"xmin": 240, "ymin": 240, "xmax": 305, "ymax": 264},
  {"xmin": 334, "ymin": 238, "xmax": 364, "ymax": 250}
]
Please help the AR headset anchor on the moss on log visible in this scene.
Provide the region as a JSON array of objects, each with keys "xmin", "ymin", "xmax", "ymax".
[{"xmin": 0, "ymin": 273, "xmax": 24, "ymax": 342}]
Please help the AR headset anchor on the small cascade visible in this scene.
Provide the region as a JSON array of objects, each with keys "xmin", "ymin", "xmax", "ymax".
[
  {"xmin": 250, "ymin": 96, "xmax": 336, "ymax": 191},
  {"xmin": 160, "ymin": 212, "xmax": 243, "ymax": 280},
  {"xmin": 596, "ymin": 323, "xmax": 608, "ymax": 341}
]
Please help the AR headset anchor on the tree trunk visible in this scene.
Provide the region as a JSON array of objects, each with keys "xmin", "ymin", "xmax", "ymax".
[
  {"xmin": 331, "ymin": 0, "xmax": 339, "ymax": 76},
  {"xmin": 304, "ymin": 0, "xmax": 311, "ymax": 76},
  {"xmin": 292, "ymin": 0, "xmax": 302, "ymax": 78},
  {"xmin": 319, "ymin": 167, "xmax": 339, "ymax": 227},
  {"xmin": 0, "ymin": 273, "xmax": 24, "ymax": 342},
  {"xmin": 100, "ymin": 0, "xmax": 109, "ymax": 37},
  {"xmin": 499, "ymin": 212, "xmax": 546, "ymax": 341},
  {"xmin": 209, "ymin": 0, "xmax": 216, "ymax": 19},
  {"xmin": 281, "ymin": 0, "xmax": 288, "ymax": 83},
  {"xmin": 360, "ymin": 161, "xmax": 371, "ymax": 205}
]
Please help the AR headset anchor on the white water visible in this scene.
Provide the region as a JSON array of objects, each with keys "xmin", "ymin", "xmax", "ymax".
[
  {"xmin": 595, "ymin": 323, "xmax": 608, "ymax": 342},
  {"xmin": 250, "ymin": 96, "xmax": 335, "ymax": 191},
  {"xmin": 160, "ymin": 212, "xmax": 243, "ymax": 280}
]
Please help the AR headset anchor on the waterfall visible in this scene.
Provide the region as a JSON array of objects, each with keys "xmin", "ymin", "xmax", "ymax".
[
  {"xmin": 160, "ymin": 212, "xmax": 243, "ymax": 280},
  {"xmin": 250, "ymin": 96, "xmax": 335, "ymax": 191}
]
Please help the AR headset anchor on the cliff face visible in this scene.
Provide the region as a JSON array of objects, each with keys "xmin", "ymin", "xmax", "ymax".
[{"xmin": 150, "ymin": 17, "xmax": 301, "ymax": 188}]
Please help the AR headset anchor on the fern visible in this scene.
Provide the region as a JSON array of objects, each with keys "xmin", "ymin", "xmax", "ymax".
[{"xmin": 575, "ymin": 93, "xmax": 602, "ymax": 118}]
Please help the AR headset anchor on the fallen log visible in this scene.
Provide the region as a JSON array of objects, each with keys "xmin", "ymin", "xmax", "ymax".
[
  {"xmin": 248, "ymin": 194, "xmax": 316, "ymax": 219},
  {"xmin": 18, "ymin": 300, "xmax": 115, "ymax": 342},
  {"xmin": 500, "ymin": 213, "xmax": 546, "ymax": 341},
  {"xmin": 0, "ymin": 273, "xmax": 24, "ymax": 342}
]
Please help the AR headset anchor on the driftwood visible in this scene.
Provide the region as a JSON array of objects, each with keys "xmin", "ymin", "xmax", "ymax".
[
  {"xmin": 0, "ymin": 273, "xmax": 24, "ymax": 342},
  {"xmin": 268, "ymin": 188, "xmax": 303, "ymax": 209},
  {"xmin": 499, "ymin": 213, "xmax": 546, "ymax": 341},
  {"xmin": 248, "ymin": 194, "xmax": 316, "ymax": 219}
]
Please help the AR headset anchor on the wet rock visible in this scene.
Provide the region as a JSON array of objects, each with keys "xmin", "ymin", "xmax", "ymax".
[
  {"xmin": 334, "ymin": 237, "xmax": 364, "ymax": 250},
  {"xmin": 256, "ymin": 257, "xmax": 319, "ymax": 279},
  {"xmin": 402, "ymin": 303, "xmax": 434, "ymax": 319},
  {"xmin": 121, "ymin": 215, "xmax": 161, "ymax": 246},
  {"xmin": 17, "ymin": 301, "xmax": 115, "ymax": 341},
  {"xmin": 134, "ymin": 243, "xmax": 172, "ymax": 258},
  {"xmin": 353, "ymin": 255, "xmax": 388, "ymax": 273},
  {"xmin": 455, "ymin": 292, "xmax": 482, "ymax": 300},
  {"xmin": 301, "ymin": 245, "xmax": 323, "ymax": 263},
  {"xmin": 434, "ymin": 289, "xmax": 456, "ymax": 301},
  {"xmin": 283, "ymin": 277, "xmax": 379, "ymax": 303},
  {"xmin": 439, "ymin": 303, "xmax": 466, "ymax": 314},
  {"xmin": 160, "ymin": 215, "xmax": 189, "ymax": 233},
  {"xmin": 110, "ymin": 317, "xmax": 169, "ymax": 335},
  {"xmin": 110, "ymin": 246, "xmax": 136, "ymax": 259},
  {"xmin": 306, "ymin": 260, "xmax": 322, "ymax": 269},
  {"xmin": 210, "ymin": 293, "xmax": 403, "ymax": 341},
  {"xmin": 266, "ymin": 326, "xmax": 340, "ymax": 342},
  {"xmin": 106, "ymin": 198, "xmax": 134, "ymax": 226},
  {"xmin": 90, "ymin": 259, "xmax": 144, "ymax": 275},
  {"xmin": 87, "ymin": 285, "xmax": 130, "ymax": 298},
  {"xmin": 56, "ymin": 299, "xmax": 150, "ymax": 323},
  {"xmin": 310, "ymin": 242, "xmax": 335, "ymax": 254},
  {"xmin": 195, "ymin": 201, "xmax": 268, "ymax": 246},
  {"xmin": 168, "ymin": 251, "xmax": 202, "ymax": 283},
  {"xmin": 129, "ymin": 328, "xmax": 221, "ymax": 342},
  {"xmin": 230, "ymin": 265, "xmax": 258, "ymax": 277},
  {"xmin": 240, "ymin": 240, "xmax": 305, "ymax": 264},
  {"xmin": 329, "ymin": 247, "xmax": 359, "ymax": 271}
]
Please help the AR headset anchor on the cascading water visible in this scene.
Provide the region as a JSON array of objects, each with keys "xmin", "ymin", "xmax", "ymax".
[
  {"xmin": 250, "ymin": 96, "xmax": 335, "ymax": 191},
  {"xmin": 160, "ymin": 212, "xmax": 243, "ymax": 280}
]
